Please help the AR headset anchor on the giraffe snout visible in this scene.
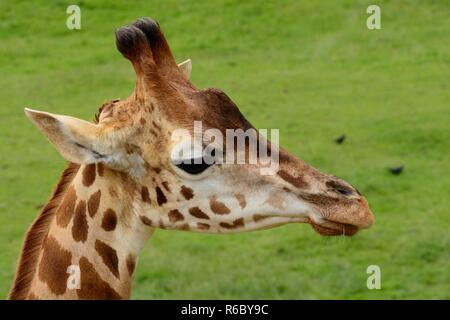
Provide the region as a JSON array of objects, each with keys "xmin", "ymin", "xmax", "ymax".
[{"xmin": 353, "ymin": 197, "xmax": 375, "ymax": 229}]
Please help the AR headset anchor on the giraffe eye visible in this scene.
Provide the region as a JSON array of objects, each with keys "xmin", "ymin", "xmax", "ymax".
[
  {"xmin": 172, "ymin": 148, "xmax": 216, "ymax": 175},
  {"xmin": 176, "ymin": 158, "xmax": 213, "ymax": 175}
]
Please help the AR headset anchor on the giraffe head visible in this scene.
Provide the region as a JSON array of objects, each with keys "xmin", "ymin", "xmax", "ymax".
[{"xmin": 25, "ymin": 18, "xmax": 374, "ymax": 237}]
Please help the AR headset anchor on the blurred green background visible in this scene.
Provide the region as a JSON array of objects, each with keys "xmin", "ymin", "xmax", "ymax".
[{"xmin": 0, "ymin": 0, "xmax": 449, "ymax": 299}]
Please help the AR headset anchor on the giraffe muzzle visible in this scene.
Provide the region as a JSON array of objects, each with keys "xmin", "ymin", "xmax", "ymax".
[
  {"xmin": 310, "ymin": 219, "xmax": 360, "ymax": 236},
  {"xmin": 306, "ymin": 196, "xmax": 375, "ymax": 236}
]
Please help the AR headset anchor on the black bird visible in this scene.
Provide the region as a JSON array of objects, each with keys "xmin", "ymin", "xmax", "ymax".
[
  {"xmin": 388, "ymin": 165, "xmax": 404, "ymax": 175},
  {"xmin": 335, "ymin": 134, "xmax": 346, "ymax": 144}
]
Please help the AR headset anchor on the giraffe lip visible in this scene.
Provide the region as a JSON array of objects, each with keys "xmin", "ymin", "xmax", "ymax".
[{"xmin": 309, "ymin": 219, "xmax": 359, "ymax": 237}]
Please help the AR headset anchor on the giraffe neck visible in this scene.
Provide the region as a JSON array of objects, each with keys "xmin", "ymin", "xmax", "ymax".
[{"xmin": 23, "ymin": 164, "xmax": 154, "ymax": 299}]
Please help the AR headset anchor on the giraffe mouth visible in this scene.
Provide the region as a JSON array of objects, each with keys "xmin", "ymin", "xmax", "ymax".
[{"xmin": 309, "ymin": 219, "xmax": 359, "ymax": 236}]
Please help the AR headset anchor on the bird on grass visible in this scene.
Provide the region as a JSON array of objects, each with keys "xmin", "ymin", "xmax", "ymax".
[
  {"xmin": 388, "ymin": 165, "xmax": 404, "ymax": 175},
  {"xmin": 335, "ymin": 134, "xmax": 346, "ymax": 144}
]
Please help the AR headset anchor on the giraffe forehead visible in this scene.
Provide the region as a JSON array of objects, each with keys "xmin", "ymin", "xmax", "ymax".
[{"xmin": 124, "ymin": 86, "xmax": 251, "ymax": 135}]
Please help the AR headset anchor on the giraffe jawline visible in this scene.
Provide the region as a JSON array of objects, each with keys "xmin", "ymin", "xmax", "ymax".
[{"xmin": 309, "ymin": 220, "xmax": 359, "ymax": 237}]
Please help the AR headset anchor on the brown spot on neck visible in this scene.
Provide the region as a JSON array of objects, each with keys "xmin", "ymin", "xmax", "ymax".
[
  {"xmin": 56, "ymin": 185, "xmax": 77, "ymax": 227},
  {"xmin": 188, "ymin": 207, "xmax": 210, "ymax": 220},
  {"xmin": 141, "ymin": 186, "xmax": 151, "ymax": 204},
  {"xmin": 78, "ymin": 257, "xmax": 121, "ymax": 299},
  {"xmin": 162, "ymin": 181, "xmax": 171, "ymax": 192},
  {"xmin": 97, "ymin": 163, "xmax": 104, "ymax": 177},
  {"xmin": 278, "ymin": 170, "xmax": 308, "ymax": 189},
  {"xmin": 197, "ymin": 223, "xmax": 210, "ymax": 230},
  {"xmin": 168, "ymin": 209, "xmax": 184, "ymax": 223},
  {"xmin": 235, "ymin": 194, "xmax": 247, "ymax": 209},
  {"xmin": 126, "ymin": 254, "xmax": 136, "ymax": 276},
  {"xmin": 72, "ymin": 200, "xmax": 88, "ymax": 242},
  {"xmin": 101, "ymin": 209, "xmax": 118, "ymax": 231},
  {"xmin": 37, "ymin": 235, "xmax": 72, "ymax": 296},
  {"xmin": 82, "ymin": 164, "xmax": 96, "ymax": 187},
  {"xmin": 95, "ymin": 240, "xmax": 120, "ymax": 279},
  {"xmin": 180, "ymin": 185, "xmax": 194, "ymax": 200},
  {"xmin": 155, "ymin": 187, "xmax": 167, "ymax": 206},
  {"xmin": 87, "ymin": 190, "xmax": 101, "ymax": 217},
  {"xmin": 220, "ymin": 218, "xmax": 245, "ymax": 229},
  {"xmin": 209, "ymin": 196, "xmax": 231, "ymax": 215},
  {"xmin": 140, "ymin": 215, "xmax": 153, "ymax": 226},
  {"xmin": 253, "ymin": 214, "xmax": 270, "ymax": 223}
]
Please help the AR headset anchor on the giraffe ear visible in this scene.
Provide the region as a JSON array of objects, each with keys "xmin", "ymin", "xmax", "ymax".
[
  {"xmin": 178, "ymin": 59, "xmax": 192, "ymax": 78},
  {"xmin": 24, "ymin": 108, "xmax": 113, "ymax": 165}
]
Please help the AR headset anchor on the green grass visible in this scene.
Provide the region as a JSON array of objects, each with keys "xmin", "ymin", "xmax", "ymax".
[{"xmin": 0, "ymin": 0, "xmax": 449, "ymax": 299}]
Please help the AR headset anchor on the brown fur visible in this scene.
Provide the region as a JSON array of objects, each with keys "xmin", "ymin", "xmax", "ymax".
[
  {"xmin": 235, "ymin": 194, "xmax": 247, "ymax": 209},
  {"xmin": 9, "ymin": 163, "xmax": 79, "ymax": 300},
  {"xmin": 188, "ymin": 207, "xmax": 210, "ymax": 220},
  {"xmin": 155, "ymin": 186, "xmax": 167, "ymax": 205},
  {"xmin": 95, "ymin": 240, "xmax": 120, "ymax": 279},
  {"xmin": 72, "ymin": 200, "xmax": 88, "ymax": 242},
  {"xmin": 220, "ymin": 218, "xmax": 245, "ymax": 229},
  {"xmin": 209, "ymin": 196, "xmax": 230, "ymax": 215},
  {"xmin": 168, "ymin": 209, "xmax": 184, "ymax": 223},
  {"xmin": 299, "ymin": 192, "xmax": 344, "ymax": 207},
  {"xmin": 197, "ymin": 223, "xmax": 210, "ymax": 230},
  {"xmin": 140, "ymin": 216, "xmax": 153, "ymax": 226},
  {"xmin": 55, "ymin": 185, "xmax": 77, "ymax": 227},
  {"xmin": 97, "ymin": 163, "xmax": 104, "ymax": 177},
  {"xmin": 278, "ymin": 170, "xmax": 309, "ymax": 189},
  {"xmin": 141, "ymin": 186, "xmax": 151, "ymax": 204},
  {"xmin": 180, "ymin": 185, "xmax": 194, "ymax": 200},
  {"xmin": 37, "ymin": 235, "xmax": 72, "ymax": 295},
  {"xmin": 77, "ymin": 257, "xmax": 121, "ymax": 300},
  {"xmin": 87, "ymin": 190, "xmax": 101, "ymax": 217},
  {"xmin": 253, "ymin": 214, "xmax": 270, "ymax": 222},
  {"xmin": 101, "ymin": 209, "xmax": 118, "ymax": 231},
  {"xmin": 126, "ymin": 255, "xmax": 136, "ymax": 276},
  {"xmin": 162, "ymin": 181, "xmax": 171, "ymax": 192},
  {"xmin": 82, "ymin": 164, "xmax": 96, "ymax": 187}
]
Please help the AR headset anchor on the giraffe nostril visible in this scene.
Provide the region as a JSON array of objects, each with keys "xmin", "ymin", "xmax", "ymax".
[
  {"xmin": 335, "ymin": 186, "xmax": 353, "ymax": 196},
  {"xmin": 326, "ymin": 180, "xmax": 354, "ymax": 196}
]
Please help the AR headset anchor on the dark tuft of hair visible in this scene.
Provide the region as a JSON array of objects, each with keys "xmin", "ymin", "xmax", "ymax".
[
  {"xmin": 132, "ymin": 17, "xmax": 161, "ymax": 44},
  {"xmin": 115, "ymin": 25, "xmax": 147, "ymax": 60}
]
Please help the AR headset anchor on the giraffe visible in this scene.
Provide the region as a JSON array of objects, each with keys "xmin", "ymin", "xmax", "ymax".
[{"xmin": 10, "ymin": 18, "xmax": 374, "ymax": 300}]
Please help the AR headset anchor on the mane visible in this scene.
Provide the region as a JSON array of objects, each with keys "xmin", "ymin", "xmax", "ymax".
[{"xmin": 9, "ymin": 163, "xmax": 80, "ymax": 299}]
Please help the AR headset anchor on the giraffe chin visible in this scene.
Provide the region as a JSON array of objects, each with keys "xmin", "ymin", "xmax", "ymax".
[{"xmin": 309, "ymin": 220, "xmax": 359, "ymax": 237}]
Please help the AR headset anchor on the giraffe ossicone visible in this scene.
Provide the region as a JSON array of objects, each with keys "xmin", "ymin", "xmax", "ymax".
[{"xmin": 11, "ymin": 17, "xmax": 374, "ymax": 300}]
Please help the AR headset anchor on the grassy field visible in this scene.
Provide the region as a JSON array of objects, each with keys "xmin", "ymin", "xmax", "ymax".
[{"xmin": 0, "ymin": 0, "xmax": 449, "ymax": 299}]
